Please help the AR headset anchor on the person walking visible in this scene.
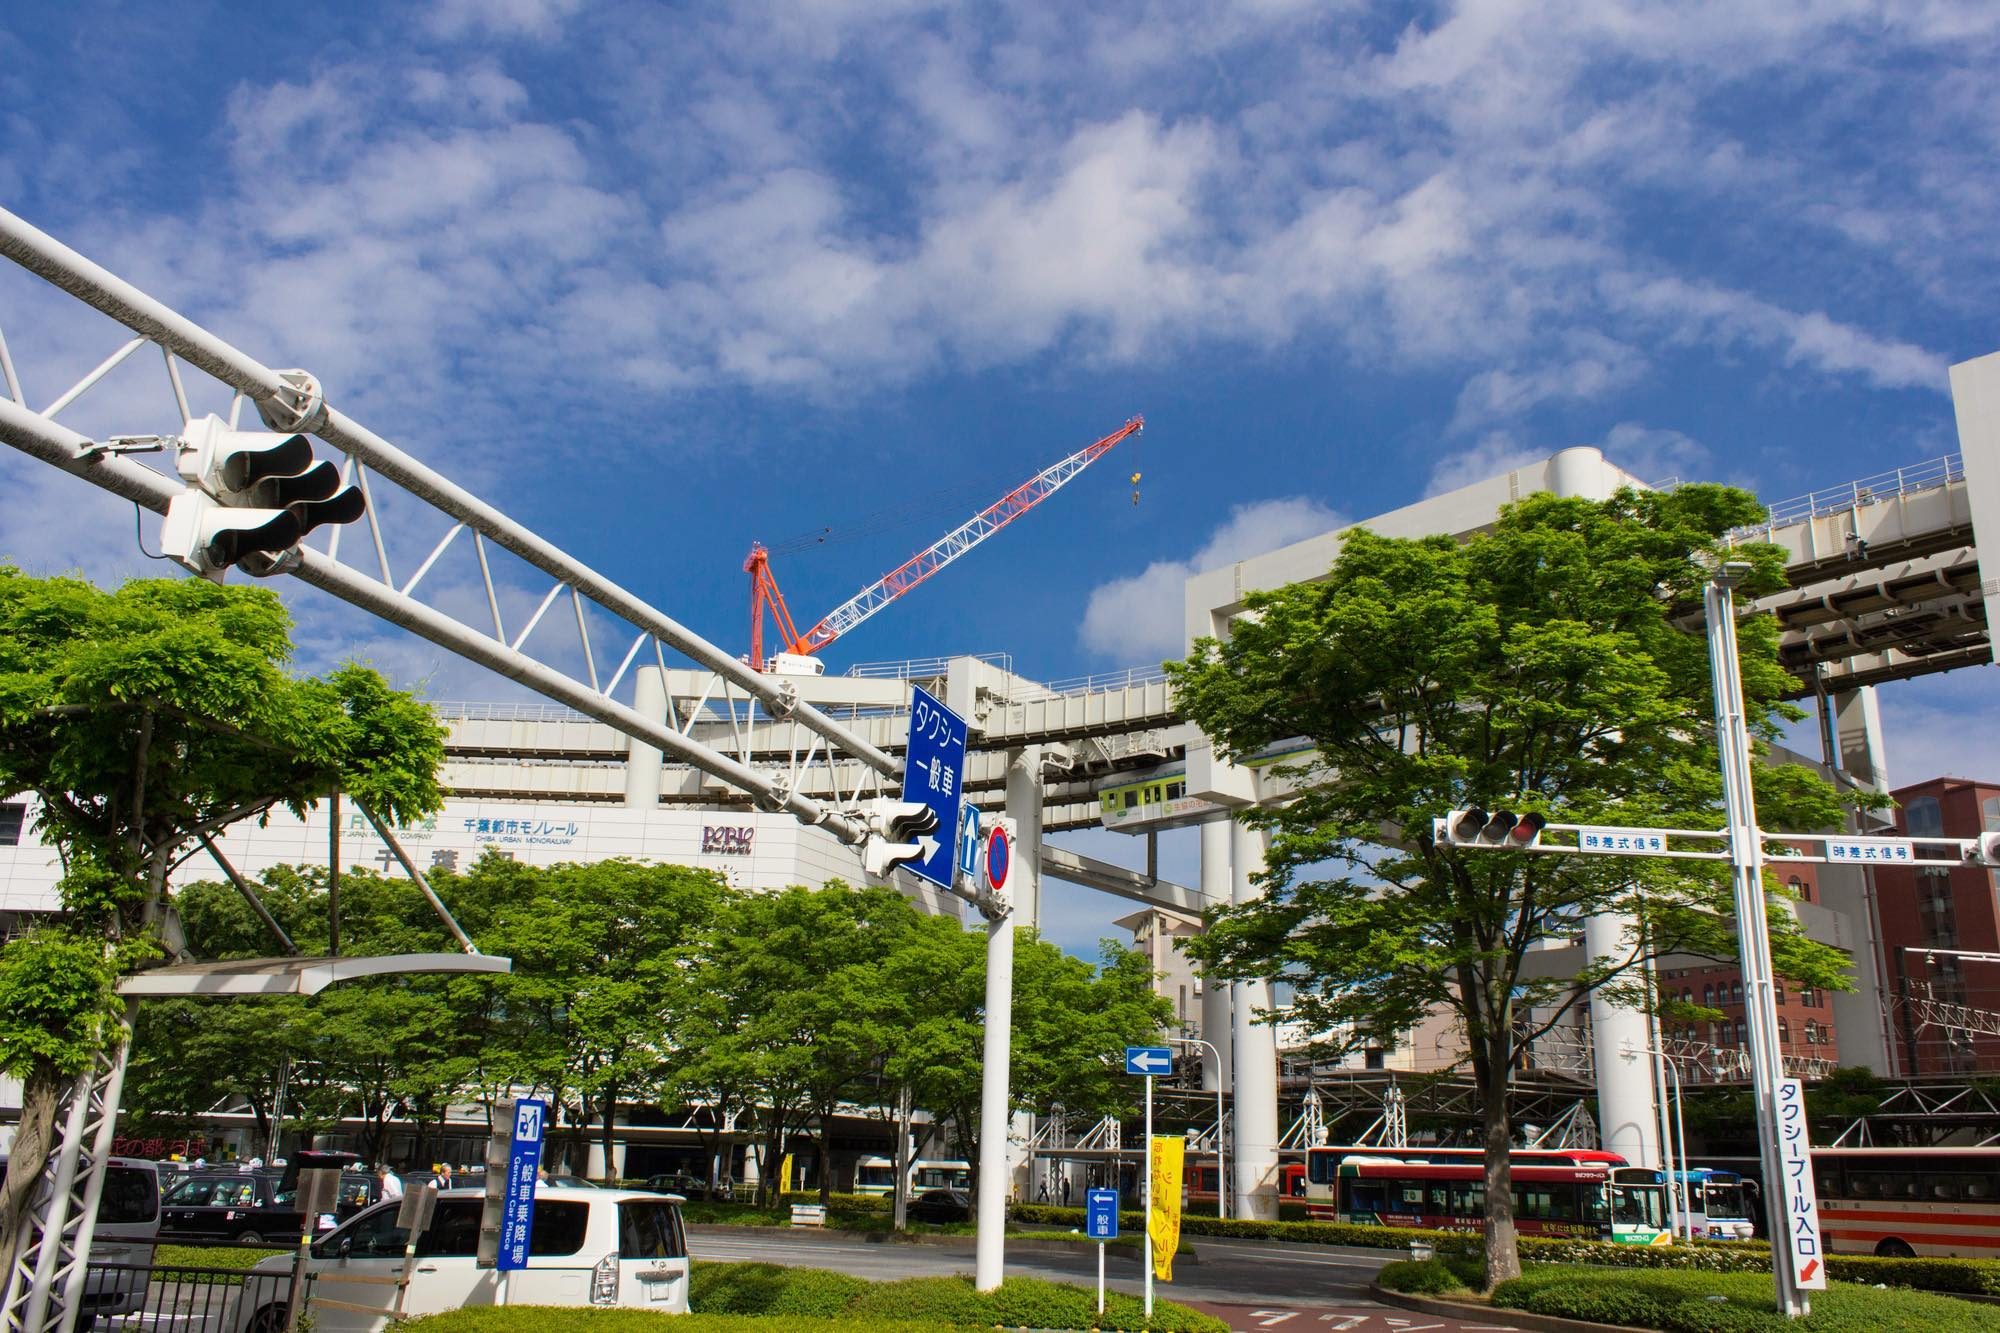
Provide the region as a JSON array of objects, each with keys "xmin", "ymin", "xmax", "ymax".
[{"xmin": 377, "ymin": 1163, "xmax": 405, "ymax": 1201}]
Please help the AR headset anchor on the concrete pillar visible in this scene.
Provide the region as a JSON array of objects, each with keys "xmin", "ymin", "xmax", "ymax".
[
  {"xmin": 623, "ymin": 666, "xmax": 668, "ymax": 809},
  {"xmin": 1586, "ymin": 913, "xmax": 1662, "ymax": 1168},
  {"xmin": 1198, "ymin": 819, "xmax": 1234, "ymax": 1091},
  {"xmin": 1005, "ymin": 746, "xmax": 1044, "ymax": 933},
  {"xmin": 1833, "ymin": 687, "xmax": 1888, "ymax": 794},
  {"xmin": 1230, "ymin": 818, "xmax": 1282, "ymax": 1220},
  {"xmin": 586, "ymin": 1140, "xmax": 627, "ymax": 1181}
]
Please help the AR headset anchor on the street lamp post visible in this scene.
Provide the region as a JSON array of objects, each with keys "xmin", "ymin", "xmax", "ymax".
[
  {"xmin": 1626, "ymin": 1040, "xmax": 1691, "ymax": 1240},
  {"xmin": 1170, "ymin": 1035, "xmax": 1226, "ymax": 1221}
]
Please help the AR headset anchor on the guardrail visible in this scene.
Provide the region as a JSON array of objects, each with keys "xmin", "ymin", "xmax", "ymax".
[
  {"xmin": 91, "ymin": 1260, "xmax": 306, "ymax": 1333},
  {"xmin": 1732, "ymin": 453, "xmax": 1964, "ymax": 541}
]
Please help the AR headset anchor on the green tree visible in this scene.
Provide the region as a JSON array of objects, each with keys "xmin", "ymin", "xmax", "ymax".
[
  {"xmin": 476, "ymin": 854, "xmax": 725, "ymax": 1179},
  {"xmin": 0, "ymin": 570, "xmax": 445, "ymax": 1253},
  {"xmin": 1167, "ymin": 487, "xmax": 1862, "ymax": 1286}
]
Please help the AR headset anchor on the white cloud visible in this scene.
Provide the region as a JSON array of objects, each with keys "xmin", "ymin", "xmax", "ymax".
[
  {"xmin": 1597, "ymin": 422, "xmax": 1708, "ymax": 487},
  {"xmin": 1874, "ymin": 665, "xmax": 2000, "ymax": 790},
  {"xmin": 424, "ymin": 0, "xmax": 585, "ymax": 40},
  {"xmin": 1424, "ymin": 432, "xmax": 1546, "ymax": 497},
  {"xmin": 1079, "ymin": 496, "xmax": 1343, "ymax": 662}
]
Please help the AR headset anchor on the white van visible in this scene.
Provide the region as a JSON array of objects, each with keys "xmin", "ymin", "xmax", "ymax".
[{"xmin": 229, "ymin": 1186, "xmax": 690, "ymax": 1331}]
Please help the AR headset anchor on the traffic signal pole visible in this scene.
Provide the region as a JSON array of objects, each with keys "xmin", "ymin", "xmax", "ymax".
[{"xmin": 1705, "ymin": 567, "xmax": 1809, "ymax": 1318}]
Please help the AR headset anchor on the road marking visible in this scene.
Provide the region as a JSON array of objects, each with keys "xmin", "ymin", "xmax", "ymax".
[
  {"xmin": 1320, "ymin": 1317, "xmax": 1370, "ymax": 1329},
  {"xmin": 1250, "ymin": 1313, "xmax": 1299, "ymax": 1327}
]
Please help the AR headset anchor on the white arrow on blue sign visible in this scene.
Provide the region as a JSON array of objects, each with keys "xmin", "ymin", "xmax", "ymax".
[
  {"xmin": 901, "ymin": 685, "xmax": 968, "ymax": 890},
  {"xmin": 1085, "ymin": 1188, "xmax": 1119, "ymax": 1240},
  {"xmin": 1125, "ymin": 1045, "xmax": 1172, "ymax": 1077}
]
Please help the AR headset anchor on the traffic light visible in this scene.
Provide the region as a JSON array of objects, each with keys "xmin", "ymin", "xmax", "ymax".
[
  {"xmin": 161, "ymin": 414, "xmax": 364, "ymax": 577},
  {"xmin": 861, "ymin": 798, "xmax": 940, "ymax": 877},
  {"xmin": 1966, "ymin": 832, "xmax": 2000, "ymax": 865},
  {"xmin": 1434, "ymin": 807, "xmax": 1547, "ymax": 848}
]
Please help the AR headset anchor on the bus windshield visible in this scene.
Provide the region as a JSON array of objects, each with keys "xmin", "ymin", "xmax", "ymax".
[
  {"xmin": 1702, "ymin": 1180, "xmax": 1747, "ymax": 1221},
  {"xmin": 1612, "ymin": 1183, "xmax": 1666, "ymax": 1230}
]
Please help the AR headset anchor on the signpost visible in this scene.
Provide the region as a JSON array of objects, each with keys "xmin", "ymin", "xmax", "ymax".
[
  {"xmin": 1085, "ymin": 1188, "xmax": 1119, "ymax": 1315},
  {"xmin": 494, "ymin": 1097, "xmax": 548, "ymax": 1303},
  {"xmin": 1125, "ymin": 1045, "xmax": 1171, "ymax": 1318},
  {"xmin": 900, "ymin": 685, "xmax": 967, "ymax": 890},
  {"xmin": 957, "ymin": 804, "xmax": 982, "ymax": 883},
  {"xmin": 1776, "ymin": 1079, "xmax": 1828, "ymax": 1289}
]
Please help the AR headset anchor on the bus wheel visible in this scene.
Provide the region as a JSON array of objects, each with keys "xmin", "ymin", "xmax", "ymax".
[{"xmin": 1874, "ymin": 1237, "xmax": 1916, "ymax": 1258}]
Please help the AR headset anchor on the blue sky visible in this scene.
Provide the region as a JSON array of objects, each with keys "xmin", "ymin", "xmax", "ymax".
[{"xmin": 4, "ymin": 1, "xmax": 1999, "ymax": 954}]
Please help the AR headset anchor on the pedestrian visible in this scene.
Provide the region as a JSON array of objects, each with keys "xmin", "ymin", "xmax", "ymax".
[
  {"xmin": 439, "ymin": 1162, "xmax": 454, "ymax": 1189},
  {"xmin": 377, "ymin": 1163, "xmax": 405, "ymax": 1201}
]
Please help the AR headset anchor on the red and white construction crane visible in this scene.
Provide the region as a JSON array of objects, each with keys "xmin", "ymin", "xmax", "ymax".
[{"xmin": 745, "ymin": 415, "xmax": 1144, "ymax": 672}]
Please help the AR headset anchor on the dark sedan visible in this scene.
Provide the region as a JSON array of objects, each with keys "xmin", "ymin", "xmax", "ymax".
[{"xmin": 906, "ymin": 1188, "xmax": 973, "ymax": 1224}]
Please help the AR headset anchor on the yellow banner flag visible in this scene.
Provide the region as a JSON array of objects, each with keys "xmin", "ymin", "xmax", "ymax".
[
  {"xmin": 779, "ymin": 1153, "xmax": 794, "ymax": 1195},
  {"xmin": 1149, "ymin": 1135, "xmax": 1185, "ymax": 1281}
]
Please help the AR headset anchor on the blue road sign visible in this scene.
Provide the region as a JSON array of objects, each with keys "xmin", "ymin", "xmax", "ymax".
[
  {"xmin": 957, "ymin": 804, "xmax": 982, "ymax": 883},
  {"xmin": 1085, "ymin": 1188, "xmax": 1120, "ymax": 1240},
  {"xmin": 901, "ymin": 685, "xmax": 968, "ymax": 890},
  {"xmin": 497, "ymin": 1097, "xmax": 548, "ymax": 1272},
  {"xmin": 1125, "ymin": 1045, "xmax": 1173, "ymax": 1077}
]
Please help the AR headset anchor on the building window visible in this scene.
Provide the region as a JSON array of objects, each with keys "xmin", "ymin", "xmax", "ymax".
[
  {"xmin": 1788, "ymin": 874, "xmax": 1812, "ymax": 904},
  {"xmin": 1364, "ymin": 1047, "xmax": 1386, "ymax": 1070},
  {"xmin": 1800, "ymin": 987, "xmax": 1816, "ymax": 1008},
  {"xmin": 1704, "ymin": 984, "xmax": 1715, "ymax": 1007},
  {"xmin": 1803, "ymin": 1020, "xmax": 1820, "ymax": 1045},
  {"xmin": 1735, "ymin": 1021, "xmax": 1747, "ymax": 1046},
  {"xmin": 1775, "ymin": 984, "xmax": 1786, "ymax": 1006},
  {"xmin": 0, "ymin": 803, "xmax": 23, "ymax": 847},
  {"xmin": 1918, "ymin": 868, "xmax": 1958, "ymax": 948},
  {"xmin": 1778, "ymin": 1018, "xmax": 1791, "ymax": 1045},
  {"xmin": 1731, "ymin": 981, "xmax": 1744, "ymax": 1004},
  {"xmin": 1905, "ymin": 795, "xmax": 1944, "ymax": 837}
]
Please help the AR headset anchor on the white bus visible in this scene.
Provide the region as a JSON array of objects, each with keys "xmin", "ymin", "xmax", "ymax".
[{"xmin": 852, "ymin": 1157, "xmax": 973, "ymax": 1196}]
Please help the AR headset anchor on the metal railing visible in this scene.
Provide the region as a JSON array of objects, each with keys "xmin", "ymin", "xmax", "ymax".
[
  {"xmin": 90, "ymin": 1260, "xmax": 304, "ymax": 1332},
  {"xmin": 1732, "ymin": 453, "xmax": 1964, "ymax": 541},
  {"xmin": 431, "ymin": 700, "xmax": 596, "ymax": 724},
  {"xmin": 843, "ymin": 652, "xmax": 1013, "ymax": 680}
]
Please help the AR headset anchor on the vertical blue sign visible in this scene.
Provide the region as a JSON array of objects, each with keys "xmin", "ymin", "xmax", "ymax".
[
  {"xmin": 957, "ymin": 804, "xmax": 982, "ymax": 884},
  {"xmin": 1085, "ymin": 1188, "xmax": 1119, "ymax": 1240},
  {"xmin": 901, "ymin": 685, "xmax": 968, "ymax": 890},
  {"xmin": 498, "ymin": 1097, "xmax": 548, "ymax": 1272}
]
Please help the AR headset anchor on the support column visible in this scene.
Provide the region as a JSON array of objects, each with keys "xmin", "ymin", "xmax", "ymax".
[
  {"xmin": 1005, "ymin": 747, "xmax": 1044, "ymax": 933},
  {"xmin": 1587, "ymin": 913, "xmax": 1662, "ymax": 1169},
  {"xmin": 1833, "ymin": 687, "xmax": 1888, "ymax": 794},
  {"xmin": 1229, "ymin": 818, "xmax": 1281, "ymax": 1221},
  {"xmin": 1198, "ymin": 819, "xmax": 1233, "ymax": 1091},
  {"xmin": 624, "ymin": 666, "xmax": 668, "ymax": 809}
]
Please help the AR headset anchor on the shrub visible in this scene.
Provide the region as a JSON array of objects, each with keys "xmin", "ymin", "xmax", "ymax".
[
  {"xmin": 1492, "ymin": 1264, "xmax": 2000, "ymax": 1332},
  {"xmin": 1376, "ymin": 1257, "xmax": 1481, "ymax": 1295},
  {"xmin": 689, "ymin": 1261, "xmax": 869, "ymax": 1317},
  {"xmin": 406, "ymin": 1313, "xmax": 968, "ymax": 1333}
]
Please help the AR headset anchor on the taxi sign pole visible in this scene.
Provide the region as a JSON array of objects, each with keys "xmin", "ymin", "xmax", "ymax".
[
  {"xmin": 1706, "ymin": 572, "xmax": 1811, "ymax": 1317},
  {"xmin": 1085, "ymin": 1189, "xmax": 1118, "ymax": 1316}
]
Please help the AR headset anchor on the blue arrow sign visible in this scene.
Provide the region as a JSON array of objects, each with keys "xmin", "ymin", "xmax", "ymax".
[
  {"xmin": 957, "ymin": 804, "xmax": 982, "ymax": 883},
  {"xmin": 1125, "ymin": 1045, "xmax": 1172, "ymax": 1077},
  {"xmin": 901, "ymin": 685, "xmax": 968, "ymax": 890},
  {"xmin": 1085, "ymin": 1188, "xmax": 1119, "ymax": 1240}
]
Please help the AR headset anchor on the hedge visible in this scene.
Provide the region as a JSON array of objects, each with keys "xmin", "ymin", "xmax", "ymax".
[
  {"xmin": 1377, "ymin": 1256, "xmax": 1483, "ymax": 1295},
  {"xmin": 1492, "ymin": 1265, "xmax": 2000, "ymax": 1332},
  {"xmin": 399, "ymin": 1312, "xmax": 971, "ymax": 1333},
  {"xmin": 1008, "ymin": 1204, "xmax": 1470, "ymax": 1251},
  {"xmin": 690, "ymin": 1261, "xmax": 1227, "ymax": 1332}
]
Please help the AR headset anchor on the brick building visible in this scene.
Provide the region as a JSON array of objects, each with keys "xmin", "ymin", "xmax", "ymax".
[{"xmin": 1872, "ymin": 776, "xmax": 2000, "ymax": 1074}]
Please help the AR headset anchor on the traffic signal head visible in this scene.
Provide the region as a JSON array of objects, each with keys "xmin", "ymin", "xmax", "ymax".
[
  {"xmin": 1968, "ymin": 832, "xmax": 2000, "ymax": 865},
  {"xmin": 861, "ymin": 798, "xmax": 940, "ymax": 878},
  {"xmin": 165, "ymin": 414, "xmax": 364, "ymax": 576},
  {"xmin": 1435, "ymin": 806, "xmax": 1546, "ymax": 848}
]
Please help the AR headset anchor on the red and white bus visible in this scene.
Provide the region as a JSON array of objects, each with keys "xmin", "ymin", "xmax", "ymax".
[
  {"xmin": 1812, "ymin": 1147, "xmax": 2000, "ymax": 1258},
  {"xmin": 1302, "ymin": 1146, "xmax": 1671, "ymax": 1244}
]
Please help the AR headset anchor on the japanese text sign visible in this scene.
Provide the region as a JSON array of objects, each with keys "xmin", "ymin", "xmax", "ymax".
[
  {"xmin": 900, "ymin": 685, "xmax": 968, "ymax": 889},
  {"xmin": 1777, "ymin": 1078, "xmax": 1827, "ymax": 1289}
]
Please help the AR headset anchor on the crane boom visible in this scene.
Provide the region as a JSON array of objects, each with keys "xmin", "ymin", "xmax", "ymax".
[{"xmin": 797, "ymin": 416, "xmax": 1142, "ymax": 656}]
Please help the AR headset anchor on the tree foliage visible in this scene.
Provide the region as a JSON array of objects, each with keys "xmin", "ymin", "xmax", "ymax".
[
  {"xmin": 0, "ymin": 569, "xmax": 446, "ymax": 1255},
  {"xmin": 1167, "ymin": 486, "xmax": 1867, "ymax": 1285}
]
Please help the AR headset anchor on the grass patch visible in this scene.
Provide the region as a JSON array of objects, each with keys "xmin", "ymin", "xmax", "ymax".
[
  {"xmin": 689, "ymin": 1261, "xmax": 1226, "ymax": 1332},
  {"xmin": 406, "ymin": 1312, "xmax": 970, "ymax": 1332},
  {"xmin": 1377, "ymin": 1255, "xmax": 1484, "ymax": 1296},
  {"xmin": 1493, "ymin": 1265, "xmax": 1999, "ymax": 1331}
]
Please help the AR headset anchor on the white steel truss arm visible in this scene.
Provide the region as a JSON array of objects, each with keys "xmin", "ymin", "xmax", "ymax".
[
  {"xmin": 0, "ymin": 396, "xmax": 869, "ymax": 843},
  {"xmin": 0, "ymin": 204, "xmax": 900, "ymax": 781}
]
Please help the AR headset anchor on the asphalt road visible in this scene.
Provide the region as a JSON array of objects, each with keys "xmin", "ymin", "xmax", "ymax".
[{"xmin": 687, "ymin": 1227, "xmax": 1525, "ymax": 1332}]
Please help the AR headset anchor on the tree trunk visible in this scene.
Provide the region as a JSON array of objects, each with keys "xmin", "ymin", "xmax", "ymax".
[
  {"xmin": 599, "ymin": 1084, "xmax": 619, "ymax": 1184},
  {"xmin": 816, "ymin": 1101, "xmax": 835, "ymax": 1206},
  {"xmin": 0, "ymin": 1062, "xmax": 63, "ymax": 1272},
  {"xmin": 1480, "ymin": 1053, "xmax": 1520, "ymax": 1287}
]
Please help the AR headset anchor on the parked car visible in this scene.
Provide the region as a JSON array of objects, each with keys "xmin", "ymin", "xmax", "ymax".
[
  {"xmin": 641, "ymin": 1172, "xmax": 710, "ymax": 1200},
  {"xmin": 227, "ymin": 1185, "xmax": 691, "ymax": 1331},
  {"xmin": 906, "ymin": 1188, "xmax": 973, "ymax": 1224},
  {"xmin": 159, "ymin": 1166, "xmax": 376, "ymax": 1245},
  {"xmin": 0, "ymin": 1155, "xmax": 158, "ymax": 1324}
]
